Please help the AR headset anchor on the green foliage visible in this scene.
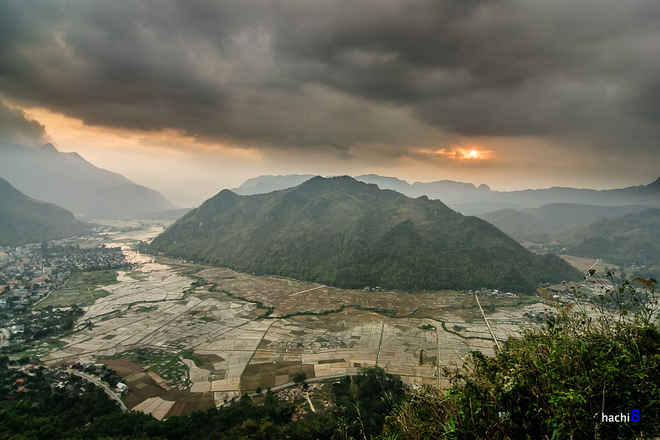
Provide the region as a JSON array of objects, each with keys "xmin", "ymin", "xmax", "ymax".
[
  {"xmin": 477, "ymin": 208, "xmax": 553, "ymax": 243},
  {"xmin": 0, "ymin": 379, "xmax": 338, "ymax": 440},
  {"xmin": 332, "ymin": 367, "xmax": 405, "ymax": 439},
  {"xmin": 478, "ymin": 203, "xmax": 652, "ymax": 246},
  {"xmin": 37, "ymin": 270, "xmax": 119, "ymax": 309},
  {"xmin": 0, "ymin": 379, "xmax": 120, "ymax": 439},
  {"xmin": 561, "ymin": 208, "xmax": 660, "ymax": 268},
  {"xmin": 149, "ymin": 176, "xmax": 580, "ymax": 293},
  {"xmin": 385, "ymin": 276, "xmax": 660, "ymax": 439},
  {"xmin": 0, "ymin": 366, "xmax": 407, "ymax": 439}
]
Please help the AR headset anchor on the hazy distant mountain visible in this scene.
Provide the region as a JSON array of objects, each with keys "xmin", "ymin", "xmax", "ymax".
[
  {"xmin": 411, "ymin": 180, "xmax": 492, "ymax": 205},
  {"xmin": 138, "ymin": 208, "xmax": 193, "ymax": 221},
  {"xmin": 558, "ymin": 208, "xmax": 660, "ymax": 267},
  {"xmin": 0, "ymin": 142, "xmax": 175, "ymax": 217},
  {"xmin": 135, "ymin": 178, "xmax": 218, "ymax": 208},
  {"xmin": 150, "ymin": 176, "xmax": 580, "ymax": 293},
  {"xmin": 232, "ymin": 174, "xmax": 315, "ymax": 195},
  {"xmin": 447, "ymin": 201, "xmax": 525, "ymax": 216},
  {"xmin": 232, "ymin": 174, "xmax": 660, "ymax": 214},
  {"xmin": 478, "ymin": 204, "xmax": 651, "ymax": 244},
  {"xmin": 0, "ymin": 177, "xmax": 91, "ymax": 246},
  {"xmin": 459, "ymin": 178, "xmax": 660, "ymax": 213},
  {"xmin": 354, "ymin": 174, "xmax": 423, "ymax": 197},
  {"xmin": 476, "ymin": 209, "xmax": 554, "ymax": 244},
  {"xmin": 344, "ymin": 174, "xmax": 493, "ymax": 204}
]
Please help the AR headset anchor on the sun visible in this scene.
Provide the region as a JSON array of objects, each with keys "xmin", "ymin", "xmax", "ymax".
[{"xmin": 458, "ymin": 148, "xmax": 489, "ymax": 159}]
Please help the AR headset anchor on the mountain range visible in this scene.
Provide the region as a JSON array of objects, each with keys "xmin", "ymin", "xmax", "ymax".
[
  {"xmin": 229, "ymin": 174, "xmax": 660, "ymax": 270},
  {"xmin": 232, "ymin": 174, "xmax": 316, "ymax": 195},
  {"xmin": 476, "ymin": 203, "xmax": 652, "ymax": 243},
  {"xmin": 476, "ymin": 204, "xmax": 660, "ymax": 268},
  {"xmin": 0, "ymin": 177, "xmax": 91, "ymax": 246},
  {"xmin": 557, "ymin": 208, "xmax": 660, "ymax": 268},
  {"xmin": 151, "ymin": 176, "xmax": 581, "ymax": 293},
  {"xmin": 0, "ymin": 142, "xmax": 175, "ymax": 218},
  {"xmin": 232, "ymin": 174, "xmax": 660, "ymax": 214}
]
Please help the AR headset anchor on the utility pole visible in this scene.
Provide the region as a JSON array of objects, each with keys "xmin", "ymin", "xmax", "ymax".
[
  {"xmin": 436, "ymin": 325, "xmax": 441, "ymax": 389},
  {"xmin": 474, "ymin": 292, "xmax": 501, "ymax": 350}
]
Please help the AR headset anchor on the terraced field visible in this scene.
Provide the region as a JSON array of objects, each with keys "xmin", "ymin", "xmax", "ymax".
[{"xmin": 37, "ymin": 224, "xmax": 554, "ymax": 419}]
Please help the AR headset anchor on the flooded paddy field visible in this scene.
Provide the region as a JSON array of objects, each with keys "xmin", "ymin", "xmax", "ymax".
[{"xmin": 35, "ymin": 224, "xmax": 551, "ymax": 418}]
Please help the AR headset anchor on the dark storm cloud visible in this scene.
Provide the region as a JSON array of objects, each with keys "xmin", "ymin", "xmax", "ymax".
[
  {"xmin": 1, "ymin": 0, "xmax": 659, "ymax": 155},
  {"xmin": 0, "ymin": 99, "xmax": 49, "ymax": 147}
]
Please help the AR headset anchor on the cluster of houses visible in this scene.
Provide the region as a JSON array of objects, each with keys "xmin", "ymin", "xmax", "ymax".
[
  {"xmin": 0, "ymin": 306, "xmax": 85, "ymax": 345},
  {"xmin": 0, "ymin": 361, "xmax": 126, "ymax": 401},
  {"xmin": 523, "ymin": 310, "xmax": 557, "ymax": 322},
  {"xmin": 0, "ymin": 239, "xmax": 126, "ymax": 311},
  {"xmin": 469, "ymin": 288, "xmax": 518, "ymax": 298},
  {"xmin": 277, "ymin": 382, "xmax": 328, "ymax": 418},
  {"xmin": 68, "ymin": 362, "xmax": 128, "ymax": 394},
  {"xmin": 0, "ymin": 238, "xmax": 128, "ymax": 347}
]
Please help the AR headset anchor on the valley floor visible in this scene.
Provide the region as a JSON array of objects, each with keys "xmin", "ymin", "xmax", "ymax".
[{"xmin": 34, "ymin": 225, "xmax": 551, "ymax": 420}]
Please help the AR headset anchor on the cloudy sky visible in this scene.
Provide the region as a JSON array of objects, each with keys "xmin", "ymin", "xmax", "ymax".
[{"xmin": 1, "ymin": 0, "xmax": 659, "ymax": 194}]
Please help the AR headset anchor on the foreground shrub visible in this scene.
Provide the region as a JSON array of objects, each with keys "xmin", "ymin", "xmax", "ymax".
[{"xmin": 384, "ymin": 276, "xmax": 660, "ymax": 439}]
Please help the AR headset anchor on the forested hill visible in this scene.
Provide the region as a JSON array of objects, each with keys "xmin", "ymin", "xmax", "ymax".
[
  {"xmin": 149, "ymin": 176, "xmax": 581, "ymax": 293},
  {"xmin": 0, "ymin": 177, "xmax": 91, "ymax": 246},
  {"xmin": 560, "ymin": 208, "xmax": 660, "ymax": 268}
]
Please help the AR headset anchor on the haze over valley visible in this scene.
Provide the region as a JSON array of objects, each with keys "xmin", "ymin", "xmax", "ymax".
[{"xmin": 2, "ymin": 1, "xmax": 660, "ymax": 438}]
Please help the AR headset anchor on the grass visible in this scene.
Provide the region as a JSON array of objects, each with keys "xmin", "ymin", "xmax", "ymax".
[
  {"xmin": 152, "ymin": 256, "xmax": 206, "ymax": 277},
  {"xmin": 4, "ymin": 338, "xmax": 68, "ymax": 360},
  {"xmin": 115, "ymin": 348, "xmax": 191, "ymax": 390},
  {"xmin": 73, "ymin": 242, "xmax": 100, "ymax": 250},
  {"xmin": 126, "ymin": 270, "xmax": 149, "ymax": 281},
  {"xmin": 35, "ymin": 270, "xmax": 119, "ymax": 309},
  {"xmin": 421, "ymin": 354, "xmax": 437, "ymax": 365}
]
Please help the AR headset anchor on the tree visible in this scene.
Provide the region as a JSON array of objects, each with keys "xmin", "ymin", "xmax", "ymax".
[{"xmin": 385, "ymin": 274, "xmax": 660, "ymax": 439}]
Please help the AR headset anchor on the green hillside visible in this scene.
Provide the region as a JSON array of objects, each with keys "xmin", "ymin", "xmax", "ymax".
[
  {"xmin": 0, "ymin": 177, "xmax": 91, "ymax": 246},
  {"xmin": 150, "ymin": 176, "xmax": 580, "ymax": 293},
  {"xmin": 477, "ymin": 209, "xmax": 553, "ymax": 243},
  {"xmin": 478, "ymin": 203, "xmax": 651, "ymax": 244},
  {"xmin": 525, "ymin": 203, "xmax": 650, "ymax": 233},
  {"xmin": 560, "ymin": 208, "xmax": 660, "ymax": 267}
]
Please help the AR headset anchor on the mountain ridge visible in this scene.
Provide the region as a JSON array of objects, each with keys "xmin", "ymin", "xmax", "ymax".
[
  {"xmin": 558, "ymin": 208, "xmax": 660, "ymax": 268},
  {"xmin": 0, "ymin": 177, "xmax": 91, "ymax": 246},
  {"xmin": 151, "ymin": 176, "xmax": 580, "ymax": 293},
  {"xmin": 231, "ymin": 174, "xmax": 660, "ymax": 213},
  {"xmin": 0, "ymin": 142, "xmax": 175, "ymax": 218}
]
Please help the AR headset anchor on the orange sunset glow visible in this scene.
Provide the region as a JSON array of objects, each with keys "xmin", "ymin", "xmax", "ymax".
[
  {"xmin": 414, "ymin": 147, "xmax": 492, "ymax": 161},
  {"xmin": 460, "ymin": 149, "xmax": 488, "ymax": 159},
  {"xmin": 1, "ymin": 0, "xmax": 658, "ymax": 195},
  {"xmin": 2, "ymin": 2, "xmax": 660, "ymax": 436}
]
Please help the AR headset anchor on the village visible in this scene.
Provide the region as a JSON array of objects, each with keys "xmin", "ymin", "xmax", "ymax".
[
  {"xmin": 0, "ymin": 356, "xmax": 127, "ymax": 402},
  {"xmin": 0, "ymin": 225, "xmax": 583, "ymax": 421},
  {"xmin": 0, "ymin": 237, "xmax": 128, "ymax": 345}
]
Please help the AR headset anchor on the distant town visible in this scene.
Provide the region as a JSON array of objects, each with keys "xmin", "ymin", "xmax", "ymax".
[{"xmin": 0, "ymin": 235, "xmax": 129, "ymax": 345}]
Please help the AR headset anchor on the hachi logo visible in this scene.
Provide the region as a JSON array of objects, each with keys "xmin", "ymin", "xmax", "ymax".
[{"xmin": 601, "ymin": 409, "xmax": 640, "ymax": 423}]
